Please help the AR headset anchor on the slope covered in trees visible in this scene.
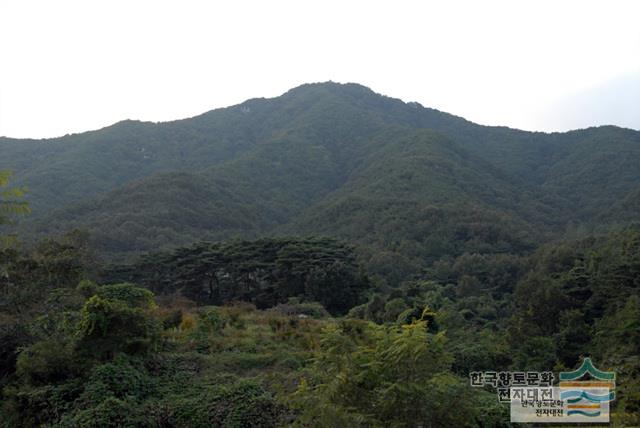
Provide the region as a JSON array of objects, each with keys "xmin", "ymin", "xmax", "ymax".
[
  {"xmin": 1, "ymin": 82, "xmax": 639, "ymax": 425},
  {"xmin": 103, "ymin": 237, "xmax": 370, "ymax": 314},
  {"xmin": 2, "ymin": 83, "xmax": 639, "ymax": 274},
  {"xmin": 2, "ymin": 227, "xmax": 639, "ymax": 426}
]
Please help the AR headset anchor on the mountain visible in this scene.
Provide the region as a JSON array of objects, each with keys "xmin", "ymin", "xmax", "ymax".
[{"xmin": 2, "ymin": 82, "xmax": 639, "ymax": 280}]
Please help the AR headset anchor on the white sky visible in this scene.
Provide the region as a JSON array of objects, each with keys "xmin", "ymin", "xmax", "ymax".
[{"xmin": 1, "ymin": 0, "xmax": 639, "ymax": 139}]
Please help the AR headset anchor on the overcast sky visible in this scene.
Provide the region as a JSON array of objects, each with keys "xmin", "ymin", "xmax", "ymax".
[{"xmin": 1, "ymin": 0, "xmax": 638, "ymax": 139}]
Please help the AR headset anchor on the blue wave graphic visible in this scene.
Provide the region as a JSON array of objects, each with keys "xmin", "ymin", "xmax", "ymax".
[
  {"xmin": 567, "ymin": 410, "xmax": 601, "ymax": 417},
  {"xmin": 561, "ymin": 390, "xmax": 614, "ymax": 402}
]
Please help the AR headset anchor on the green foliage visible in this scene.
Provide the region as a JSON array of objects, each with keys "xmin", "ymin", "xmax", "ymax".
[
  {"xmin": 196, "ymin": 307, "xmax": 226, "ymax": 334},
  {"xmin": 161, "ymin": 308, "xmax": 183, "ymax": 330},
  {"xmin": 76, "ymin": 279, "xmax": 98, "ymax": 297},
  {"xmin": 77, "ymin": 292, "xmax": 160, "ymax": 360},
  {"xmin": 0, "ymin": 232, "xmax": 87, "ymax": 387},
  {"xmin": 78, "ymin": 355, "xmax": 154, "ymax": 403},
  {"xmin": 270, "ymin": 298, "xmax": 330, "ymax": 319},
  {"xmin": 4, "ymin": 301, "xmax": 293, "ymax": 426},
  {"xmin": 290, "ymin": 318, "xmax": 478, "ymax": 427},
  {"xmin": 2, "ymin": 83, "xmax": 640, "ymax": 425},
  {"xmin": 105, "ymin": 237, "xmax": 369, "ymax": 314},
  {"xmin": 506, "ymin": 228, "xmax": 640, "ymax": 416},
  {"xmin": 593, "ymin": 294, "xmax": 640, "ymax": 422},
  {"xmin": 96, "ymin": 282, "xmax": 156, "ymax": 309},
  {"xmin": 55, "ymin": 396, "xmax": 151, "ymax": 428},
  {"xmin": 3, "ymin": 227, "xmax": 640, "ymax": 425},
  {"xmin": 4, "ymin": 83, "xmax": 638, "ymax": 281},
  {"xmin": 160, "ymin": 381, "xmax": 285, "ymax": 428},
  {"xmin": 15, "ymin": 339, "xmax": 78, "ymax": 385},
  {"xmin": 0, "ymin": 170, "xmax": 30, "ymax": 246},
  {"xmin": 0, "ymin": 380, "xmax": 84, "ymax": 428}
]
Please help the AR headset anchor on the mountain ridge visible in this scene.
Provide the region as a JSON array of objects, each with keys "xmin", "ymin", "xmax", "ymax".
[{"xmin": 1, "ymin": 82, "xmax": 639, "ymax": 282}]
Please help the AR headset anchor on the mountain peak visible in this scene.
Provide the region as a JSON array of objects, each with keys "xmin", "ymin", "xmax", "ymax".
[
  {"xmin": 287, "ymin": 80, "xmax": 372, "ymax": 92},
  {"xmin": 282, "ymin": 81, "xmax": 384, "ymax": 101}
]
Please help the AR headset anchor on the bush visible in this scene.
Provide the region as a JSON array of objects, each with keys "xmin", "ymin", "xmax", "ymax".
[
  {"xmin": 270, "ymin": 299, "xmax": 330, "ymax": 319},
  {"xmin": 76, "ymin": 295, "xmax": 160, "ymax": 359},
  {"xmin": 382, "ymin": 297, "xmax": 407, "ymax": 322},
  {"xmin": 79, "ymin": 355, "xmax": 154, "ymax": 403},
  {"xmin": 76, "ymin": 280, "xmax": 98, "ymax": 298},
  {"xmin": 16, "ymin": 340, "xmax": 78, "ymax": 385},
  {"xmin": 196, "ymin": 307, "xmax": 226, "ymax": 334},
  {"xmin": 161, "ymin": 309, "xmax": 183, "ymax": 330},
  {"xmin": 96, "ymin": 283, "xmax": 156, "ymax": 310},
  {"xmin": 220, "ymin": 305, "xmax": 248, "ymax": 329},
  {"xmin": 179, "ymin": 312, "xmax": 197, "ymax": 331},
  {"xmin": 160, "ymin": 381, "xmax": 285, "ymax": 428},
  {"xmin": 55, "ymin": 396, "xmax": 151, "ymax": 428},
  {"xmin": 289, "ymin": 318, "xmax": 477, "ymax": 427},
  {"xmin": 1, "ymin": 381, "xmax": 83, "ymax": 427},
  {"xmin": 396, "ymin": 306, "xmax": 423, "ymax": 325}
]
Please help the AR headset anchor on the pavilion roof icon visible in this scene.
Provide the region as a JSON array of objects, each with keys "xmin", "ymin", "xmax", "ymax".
[{"xmin": 559, "ymin": 358, "xmax": 615, "ymax": 382}]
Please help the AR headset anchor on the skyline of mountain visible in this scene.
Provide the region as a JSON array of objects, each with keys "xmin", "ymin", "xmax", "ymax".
[
  {"xmin": 2, "ymin": 82, "xmax": 640, "ymax": 427},
  {"xmin": 2, "ymin": 80, "xmax": 639, "ymax": 141},
  {"xmin": 1, "ymin": 82, "xmax": 638, "ymax": 282}
]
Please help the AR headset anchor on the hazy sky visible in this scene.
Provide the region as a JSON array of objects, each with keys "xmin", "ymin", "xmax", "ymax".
[{"xmin": 1, "ymin": 0, "xmax": 638, "ymax": 139}]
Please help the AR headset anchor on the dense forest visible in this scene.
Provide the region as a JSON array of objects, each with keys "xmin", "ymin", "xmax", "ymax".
[{"xmin": 1, "ymin": 83, "xmax": 639, "ymax": 426}]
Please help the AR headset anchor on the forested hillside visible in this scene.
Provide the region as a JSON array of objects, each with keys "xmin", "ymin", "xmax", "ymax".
[
  {"xmin": 2, "ymin": 83, "xmax": 639, "ymax": 277},
  {"xmin": 1, "ymin": 82, "xmax": 639, "ymax": 426}
]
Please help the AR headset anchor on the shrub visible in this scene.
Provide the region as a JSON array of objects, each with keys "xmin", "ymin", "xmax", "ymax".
[
  {"xmin": 270, "ymin": 299, "xmax": 330, "ymax": 319},
  {"xmin": 55, "ymin": 396, "xmax": 151, "ymax": 428},
  {"xmin": 76, "ymin": 279, "xmax": 98, "ymax": 298},
  {"xmin": 161, "ymin": 309, "xmax": 183, "ymax": 330},
  {"xmin": 179, "ymin": 312, "xmax": 197, "ymax": 331},
  {"xmin": 96, "ymin": 283, "xmax": 156, "ymax": 310},
  {"xmin": 16, "ymin": 340, "xmax": 78, "ymax": 385},
  {"xmin": 196, "ymin": 307, "xmax": 226, "ymax": 334},
  {"xmin": 220, "ymin": 305, "xmax": 248, "ymax": 329},
  {"xmin": 165, "ymin": 381, "xmax": 285, "ymax": 428},
  {"xmin": 78, "ymin": 355, "xmax": 154, "ymax": 403},
  {"xmin": 76, "ymin": 295, "xmax": 160, "ymax": 359}
]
